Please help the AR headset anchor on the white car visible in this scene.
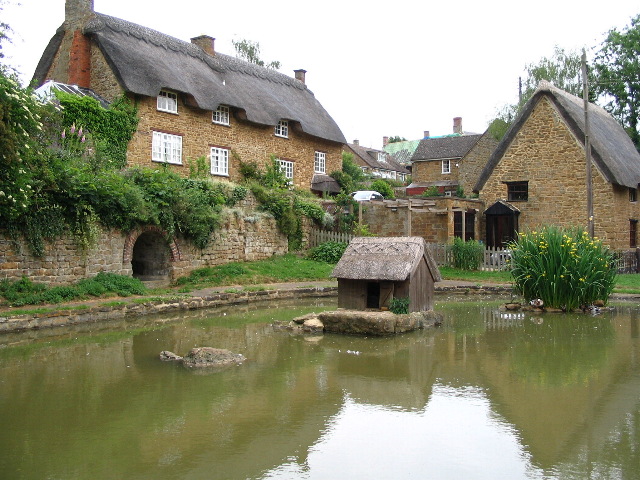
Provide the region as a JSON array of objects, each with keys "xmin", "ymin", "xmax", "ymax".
[{"xmin": 351, "ymin": 191, "xmax": 384, "ymax": 201}]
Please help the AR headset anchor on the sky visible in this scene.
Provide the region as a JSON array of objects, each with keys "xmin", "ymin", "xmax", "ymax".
[{"xmin": 3, "ymin": 0, "xmax": 639, "ymax": 149}]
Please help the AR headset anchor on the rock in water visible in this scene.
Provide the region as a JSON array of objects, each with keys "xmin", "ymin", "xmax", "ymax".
[
  {"xmin": 159, "ymin": 350, "xmax": 183, "ymax": 361},
  {"xmin": 182, "ymin": 347, "xmax": 245, "ymax": 368}
]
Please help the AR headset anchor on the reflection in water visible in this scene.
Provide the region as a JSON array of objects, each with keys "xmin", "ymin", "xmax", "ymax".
[{"xmin": 0, "ymin": 297, "xmax": 639, "ymax": 479}]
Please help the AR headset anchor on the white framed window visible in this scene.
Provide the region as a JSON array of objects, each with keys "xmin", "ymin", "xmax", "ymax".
[
  {"xmin": 157, "ymin": 90, "xmax": 178, "ymax": 113},
  {"xmin": 210, "ymin": 147, "xmax": 229, "ymax": 176},
  {"xmin": 275, "ymin": 120, "xmax": 289, "ymax": 138},
  {"xmin": 377, "ymin": 152, "xmax": 386, "ymax": 163},
  {"xmin": 152, "ymin": 131, "xmax": 182, "ymax": 165},
  {"xmin": 314, "ymin": 151, "xmax": 326, "ymax": 173},
  {"xmin": 277, "ymin": 159, "xmax": 294, "ymax": 179},
  {"xmin": 213, "ymin": 105, "xmax": 230, "ymax": 125},
  {"xmin": 442, "ymin": 159, "xmax": 451, "ymax": 174}
]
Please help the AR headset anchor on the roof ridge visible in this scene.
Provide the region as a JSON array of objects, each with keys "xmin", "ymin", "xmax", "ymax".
[{"xmin": 86, "ymin": 13, "xmax": 306, "ymax": 91}]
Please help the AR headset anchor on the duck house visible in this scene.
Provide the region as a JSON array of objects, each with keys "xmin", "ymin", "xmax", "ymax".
[{"xmin": 331, "ymin": 237, "xmax": 441, "ymax": 312}]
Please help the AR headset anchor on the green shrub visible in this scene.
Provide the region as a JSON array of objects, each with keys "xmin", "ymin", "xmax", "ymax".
[
  {"xmin": 389, "ymin": 297, "xmax": 410, "ymax": 314},
  {"xmin": 451, "ymin": 237, "xmax": 483, "ymax": 270},
  {"xmin": 421, "ymin": 186, "xmax": 442, "ymax": 197},
  {"xmin": 508, "ymin": 226, "xmax": 617, "ymax": 311},
  {"xmin": 307, "ymin": 241, "xmax": 348, "ymax": 263},
  {"xmin": 370, "ymin": 179, "xmax": 395, "ymax": 199}
]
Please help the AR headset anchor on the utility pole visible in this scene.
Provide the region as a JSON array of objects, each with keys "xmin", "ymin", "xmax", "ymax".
[{"xmin": 582, "ymin": 49, "xmax": 594, "ymax": 237}]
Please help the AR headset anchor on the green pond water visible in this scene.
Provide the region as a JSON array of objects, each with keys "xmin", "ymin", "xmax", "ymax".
[{"xmin": 1, "ymin": 296, "xmax": 639, "ymax": 479}]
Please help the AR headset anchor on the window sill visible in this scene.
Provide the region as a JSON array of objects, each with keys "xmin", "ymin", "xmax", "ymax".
[{"xmin": 152, "ymin": 159, "xmax": 183, "ymax": 166}]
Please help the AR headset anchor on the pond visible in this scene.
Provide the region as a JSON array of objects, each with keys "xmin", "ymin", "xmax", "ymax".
[{"xmin": 1, "ymin": 296, "xmax": 639, "ymax": 479}]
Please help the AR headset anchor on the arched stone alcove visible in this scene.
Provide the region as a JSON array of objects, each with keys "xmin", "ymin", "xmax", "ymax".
[{"xmin": 123, "ymin": 226, "xmax": 181, "ymax": 282}]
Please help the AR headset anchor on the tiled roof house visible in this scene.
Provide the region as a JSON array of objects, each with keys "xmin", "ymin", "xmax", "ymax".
[
  {"xmin": 407, "ymin": 118, "xmax": 497, "ymax": 197},
  {"xmin": 344, "ymin": 140, "xmax": 410, "ymax": 183}
]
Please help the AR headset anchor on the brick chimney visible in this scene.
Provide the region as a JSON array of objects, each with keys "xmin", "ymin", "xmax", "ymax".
[
  {"xmin": 294, "ymin": 69, "xmax": 306, "ymax": 84},
  {"xmin": 65, "ymin": 0, "xmax": 95, "ymax": 88},
  {"xmin": 453, "ymin": 117, "xmax": 462, "ymax": 134},
  {"xmin": 65, "ymin": 0, "xmax": 94, "ymax": 28},
  {"xmin": 191, "ymin": 35, "xmax": 215, "ymax": 56},
  {"xmin": 353, "ymin": 139, "xmax": 359, "ymax": 146},
  {"xmin": 424, "ymin": 131, "xmax": 430, "ymax": 139},
  {"xmin": 383, "ymin": 136, "xmax": 389, "ymax": 147}
]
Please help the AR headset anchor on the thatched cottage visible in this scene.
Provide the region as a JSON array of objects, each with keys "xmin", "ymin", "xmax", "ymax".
[
  {"xmin": 33, "ymin": 0, "xmax": 345, "ymax": 194},
  {"xmin": 474, "ymin": 81, "xmax": 640, "ymax": 250},
  {"xmin": 331, "ymin": 237, "xmax": 441, "ymax": 312}
]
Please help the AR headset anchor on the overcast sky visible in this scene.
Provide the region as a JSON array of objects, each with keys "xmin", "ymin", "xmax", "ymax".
[{"xmin": 3, "ymin": 0, "xmax": 639, "ymax": 149}]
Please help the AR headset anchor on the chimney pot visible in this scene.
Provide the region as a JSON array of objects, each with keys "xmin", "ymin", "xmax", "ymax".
[
  {"xmin": 191, "ymin": 35, "xmax": 215, "ymax": 56},
  {"xmin": 453, "ymin": 117, "xmax": 462, "ymax": 134},
  {"xmin": 294, "ymin": 69, "xmax": 306, "ymax": 84}
]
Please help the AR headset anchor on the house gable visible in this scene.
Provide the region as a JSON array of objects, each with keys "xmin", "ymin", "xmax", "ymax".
[{"xmin": 476, "ymin": 84, "xmax": 640, "ymax": 250}]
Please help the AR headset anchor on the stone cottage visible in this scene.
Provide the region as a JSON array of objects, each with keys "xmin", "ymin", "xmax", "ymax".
[
  {"xmin": 33, "ymin": 0, "xmax": 346, "ymax": 194},
  {"xmin": 474, "ymin": 81, "xmax": 640, "ymax": 250},
  {"xmin": 407, "ymin": 117, "xmax": 498, "ymax": 198}
]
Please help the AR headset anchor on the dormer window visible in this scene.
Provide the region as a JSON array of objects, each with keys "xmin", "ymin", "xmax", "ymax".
[
  {"xmin": 213, "ymin": 105, "xmax": 230, "ymax": 125},
  {"xmin": 377, "ymin": 152, "xmax": 386, "ymax": 163},
  {"xmin": 157, "ymin": 90, "xmax": 178, "ymax": 113},
  {"xmin": 275, "ymin": 120, "xmax": 289, "ymax": 138}
]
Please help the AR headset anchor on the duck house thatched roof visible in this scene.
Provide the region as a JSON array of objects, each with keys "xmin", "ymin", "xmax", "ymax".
[{"xmin": 332, "ymin": 237, "xmax": 441, "ymax": 282}]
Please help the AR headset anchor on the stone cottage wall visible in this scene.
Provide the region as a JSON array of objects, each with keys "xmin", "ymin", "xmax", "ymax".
[
  {"xmin": 479, "ymin": 96, "xmax": 640, "ymax": 251},
  {"xmin": 0, "ymin": 195, "xmax": 288, "ymax": 285},
  {"xmin": 411, "ymin": 160, "xmax": 457, "ymax": 188},
  {"xmin": 43, "ymin": 35, "xmax": 342, "ymax": 192},
  {"xmin": 126, "ymin": 95, "xmax": 342, "ymax": 192},
  {"xmin": 459, "ymin": 133, "xmax": 498, "ymax": 196},
  {"xmin": 359, "ymin": 198, "xmax": 483, "ymax": 244}
]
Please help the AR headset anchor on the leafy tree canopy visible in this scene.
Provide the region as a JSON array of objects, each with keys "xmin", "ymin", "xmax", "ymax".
[
  {"xmin": 232, "ymin": 39, "xmax": 281, "ymax": 70},
  {"xmin": 387, "ymin": 136, "xmax": 407, "ymax": 143},
  {"xmin": 593, "ymin": 14, "xmax": 640, "ymax": 149}
]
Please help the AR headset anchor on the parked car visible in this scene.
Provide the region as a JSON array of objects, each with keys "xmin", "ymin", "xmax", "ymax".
[{"xmin": 351, "ymin": 191, "xmax": 384, "ymax": 201}]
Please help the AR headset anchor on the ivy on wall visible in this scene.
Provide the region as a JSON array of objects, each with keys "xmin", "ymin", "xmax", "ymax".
[{"xmin": 55, "ymin": 91, "xmax": 138, "ymax": 169}]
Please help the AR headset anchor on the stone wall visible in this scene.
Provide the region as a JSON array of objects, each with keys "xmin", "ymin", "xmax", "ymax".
[
  {"xmin": 0, "ymin": 195, "xmax": 289, "ymax": 285},
  {"xmin": 479, "ymin": 96, "xmax": 640, "ymax": 250},
  {"xmin": 358, "ymin": 198, "xmax": 483, "ymax": 244}
]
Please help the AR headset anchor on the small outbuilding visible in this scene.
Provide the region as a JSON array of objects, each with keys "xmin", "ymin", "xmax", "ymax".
[{"xmin": 331, "ymin": 236, "xmax": 442, "ymax": 312}]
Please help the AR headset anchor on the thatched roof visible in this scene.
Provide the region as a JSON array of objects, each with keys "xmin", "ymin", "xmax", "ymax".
[
  {"xmin": 33, "ymin": 13, "xmax": 346, "ymax": 145},
  {"xmin": 411, "ymin": 134, "xmax": 482, "ymax": 162},
  {"xmin": 475, "ymin": 81, "xmax": 640, "ymax": 191},
  {"xmin": 311, "ymin": 174, "xmax": 341, "ymax": 194},
  {"xmin": 331, "ymin": 237, "xmax": 442, "ymax": 282}
]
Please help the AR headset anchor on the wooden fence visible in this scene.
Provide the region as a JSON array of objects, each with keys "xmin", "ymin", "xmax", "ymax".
[
  {"xmin": 308, "ymin": 229, "xmax": 354, "ymax": 248},
  {"xmin": 309, "ymin": 229, "xmax": 639, "ymax": 273}
]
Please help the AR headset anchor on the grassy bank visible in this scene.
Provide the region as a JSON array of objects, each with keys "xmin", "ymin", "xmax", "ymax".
[{"xmin": 2, "ymin": 254, "xmax": 640, "ymax": 310}]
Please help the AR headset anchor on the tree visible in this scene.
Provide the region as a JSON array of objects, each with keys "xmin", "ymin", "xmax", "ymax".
[
  {"xmin": 387, "ymin": 136, "xmax": 407, "ymax": 143},
  {"xmin": 0, "ymin": 0, "xmax": 12, "ymax": 64},
  {"xmin": 232, "ymin": 39, "xmax": 281, "ymax": 70},
  {"xmin": 593, "ymin": 14, "xmax": 640, "ymax": 150},
  {"xmin": 521, "ymin": 46, "xmax": 586, "ymax": 102},
  {"xmin": 488, "ymin": 46, "xmax": 591, "ymax": 140}
]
